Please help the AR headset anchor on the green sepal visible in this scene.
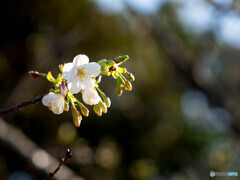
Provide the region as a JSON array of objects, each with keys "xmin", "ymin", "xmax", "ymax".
[
  {"xmin": 49, "ymin": 88, "xmax": 59, "ymax": 94},
  {"xmin": 98, "ymin": 59, "xmax": 107, "ymax": 65},
  {"xmin": 96, "ymin": 87, "xmax": 111, "ymax": 108},
  {"xmin": 96, "ymin": 75, "xmax": 102, "ymax": 84},
  {"xmin": 112, "ymin": 71, "xmax": 118, "ymax": 79},
  {"xmin": 118, "ymin": 75, "xmax": 125, "ymax": 86},
  {"xmin": 117, "ymin": 67, "xmax": 127, "ymax": 74},
  {"xmin": 46, "ymin": 72, "xmax": 56, "ymax": 83},
  {"xmin": 56, "ymin": 73, "xmax": 63, "ymax": 86},
  {"xmin": 105, "ymin": 60, "xmax": 115, "ymax": 67}
]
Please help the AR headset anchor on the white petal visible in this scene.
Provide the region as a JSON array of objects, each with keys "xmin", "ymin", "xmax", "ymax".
[
  {"xmin": 52, "ymin": 106, "xmax": 64, "ymax": 114},
  {"xmin": 67, "ymin": 76, "xmax": 83, "ymax": 93},
  {"xmin": 73, "ymin": 54, "xmax": 89, "ymax": 67},
  {"xmin": 50, "ymin": 94, "xmax": 65, "ymax": 114},
  {"xmin": 62, "ymin": 63, "xmax": 77, "ymax": 81},
  {"xmin": 82, "ymin": 89, "xmax": 101, "ymax": 105},
  {"xmin": 81, "ymin": 78, "xmax": 95, "ymax": 90},
  {"xmin": 42, "ymin": 93, "xmax": 54, "ymax": 106},
  {"xmin": 85, "ymin": 62, "xmax": 101, "ymax": 77}
]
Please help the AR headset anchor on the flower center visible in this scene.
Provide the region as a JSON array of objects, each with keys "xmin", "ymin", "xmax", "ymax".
[{"xmin": 78, "ymin": 68, "xmax": 86, "ymax": 77}]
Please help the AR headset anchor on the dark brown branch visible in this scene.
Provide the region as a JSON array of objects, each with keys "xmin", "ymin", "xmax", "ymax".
[
  {"xmin": 0, "ymin": 95, "xmax": 44, "ymax": 116},
  {"xmin": 45, "ymin": 149, "xmax": 73, "ymax": 180}
]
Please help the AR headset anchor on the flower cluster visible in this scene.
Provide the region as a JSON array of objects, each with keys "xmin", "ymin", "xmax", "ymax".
[{"xmin": 29, "ymin": 54, "xmax": 135, "ymax": 127}]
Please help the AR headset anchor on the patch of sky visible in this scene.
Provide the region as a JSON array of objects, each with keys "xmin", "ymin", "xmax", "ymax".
[
  {"xmin": 177, "ymin": 0, "xmax": 215, "ymax": 34},
  {"xmin": 124, "ymin": 0, "xmax": 165, "ymax": 14},
  {"xmin": 93, "ymin": 0, "xmax": 164, "ymax": 15},
  {"xmin": 215, "ymin": 12, "xmax": 240, "ymax": 48},
  {"xmin": 93, "ymin": 0, "xmax": 125, "ymax": 14}
]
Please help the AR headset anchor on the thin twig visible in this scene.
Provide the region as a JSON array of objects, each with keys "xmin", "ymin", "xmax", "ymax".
[
  {"xmin": 0, "ymin": 95, "xmax": 44, "ymax": 116},
  {"xmin": 45, "ymin": 149, "xmax": 73, "ymax": 180}
]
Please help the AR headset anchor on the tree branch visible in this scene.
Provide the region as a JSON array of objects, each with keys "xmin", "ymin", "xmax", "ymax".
[
  {"xmin": 0, "ymin": 95, "xmax": 44, "ymax": 116},
  {"xmin": 0, "ymin": 117, "xmax": 84, "ymax": 180},
  {"xmin": 45, "ymin": 149, "xmax": 73, "ymax": 180}
]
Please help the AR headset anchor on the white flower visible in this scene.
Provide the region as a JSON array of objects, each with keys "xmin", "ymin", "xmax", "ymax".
[
  {"xmin": 42, "ymin": 92, "xmax": 65, "ymax": 114},
  {"xmin": 82, "ymin": 88, "xmax": 101, "ymax": 105},
  {"xmin": 62, "ymin": 54, "xmax": 101, "ymax": 94}
]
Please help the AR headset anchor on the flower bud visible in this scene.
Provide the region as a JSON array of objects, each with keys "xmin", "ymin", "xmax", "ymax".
[
  {"xmin": 80, "ymin": 104, "xmax": 89, "ymax": 117},
  {"xmin": 104, "ymin": 97, "xmax": 111, "ymax": 108},
  {"xmin": 28, "ymin": 71, "xmax": 45, "ymax": 78},
  {"xmin": 93, "ymin": 104, "xmax": 102, "ymax": 116},
  {"xmin": 114, "ymin": 55, "xmax": 129, "ymax": 64},
  {"xmin": 116, "ymin": 86, "xmax": 123, "ymax": 96},
  {"xmin": 124, "ymin": 80, "xmax": 132, "ymax": 91},
  {"xmin": 60, "ymin": 84, "xmax": 67, "ymax": 97},
  {"xmin": 96, "ymin": 87, "xmax": 111, "ymax": 107},
  {"xmin": 116, "ymin": 77, "xmax": 123, "ymax": 96},
  {"xmin": 59, "ymin": 64, "xmax": 63, "ymax": 72},
  {"xmin": 125, "ymin": 72, "xmax": 135, "ymax": 81},
  {"xmin": 118, "ymin": 76, "xmax": 125, "ymax": 86},
  {"xmin": 64, "ymin": 102, "xmax": 69, "ymax": 112},
  {"xmin": 99, "ymin": 101, "xmax": 107, "ymax": 114},
  {"xmin": 72, "ymin": 108, "xmax": 82, "ymax": 127}
]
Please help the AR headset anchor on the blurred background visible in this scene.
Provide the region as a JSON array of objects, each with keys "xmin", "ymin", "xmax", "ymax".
[{"xmin": 0, "ymin": 0, "xmax": 240, "ymax": 179}]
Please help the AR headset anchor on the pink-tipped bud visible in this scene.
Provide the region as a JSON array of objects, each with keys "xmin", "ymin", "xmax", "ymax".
[
  {"xmin": 64, "ymin": 102, "xmax": 69, "ymax": 112},
  {"xmin": 125, "ymin": 72, "xmax": 135, "ymax": 81},
  {"xmin": 104, "ymin": 97, "xmax": 111, "ymax": 108},
  {"xmin": 28, "ymin": 71, "xmax": 42, "ymax": 78},
  {"xmin": 72, "ymin": 108, "xmax": 82, "ymax": 127},
  {"xmin": 80, "ymin": 104, "xmax": 89, "ymax": 117},
  {"xmin": 99, "ymin": 101, "xmax": 107, "ymax": 114},
  {"xmin": 116, "ymin": 87, "xmax": 123, "ymax": 96},
  {"xmin": 124, "ymin": 80, "xmax": 132, "ymax": 91},
  {"xmin": 93, "ymin": 104, "xmax": 102, "ymax": 116},
  {"xmin": 60, "ymin": 83, "xmax": 67, "ymax": 97}
]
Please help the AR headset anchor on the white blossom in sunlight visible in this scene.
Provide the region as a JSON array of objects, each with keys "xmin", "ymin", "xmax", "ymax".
[
  {"xmin": 82, "ymin": 88, "xmax": 101, "ymax": 105},
  {"xmin": 62, "ymin": 54, "xmax": 101, "ymax": 94},
  {"xmin": 42, "ymin": 92, "xmax": 65, "ymax": 114}
]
